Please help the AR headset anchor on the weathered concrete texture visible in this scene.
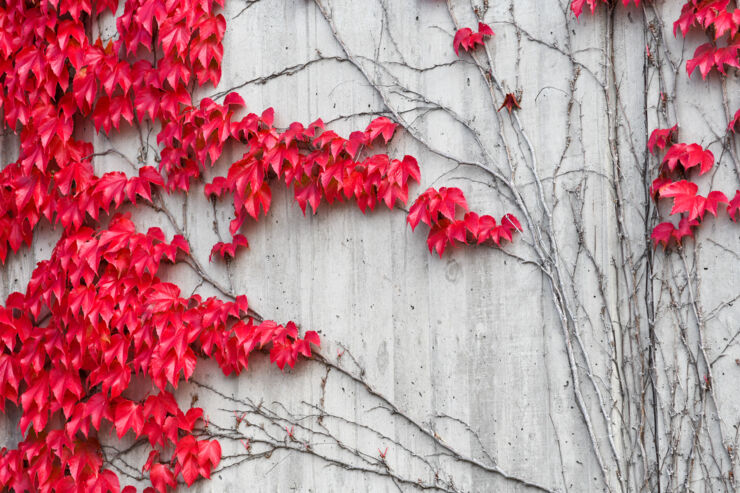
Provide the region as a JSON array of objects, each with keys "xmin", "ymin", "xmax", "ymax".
[{"xmin": 1, "ymin": 0, "xmax": 739, "ymax": 492}]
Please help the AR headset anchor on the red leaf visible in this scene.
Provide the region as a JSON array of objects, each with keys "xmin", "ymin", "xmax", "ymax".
[
  {"xmin": 84, "ymin": 393, "xmax": 110, "ymax": 432},
  {"xmin": 673, "ymin": 217, "xmax": 699, "ymax": 245},
  {"xmin": 179, "ymin": 407, "xmax": 204, "ymax": 432},
  {"xmin": 463, "ymin": 211, "xmax": 481, "ymax": 237},
  {"xmin": 197, "ymin": 440, "xmax": 221, "ymax": 478},
  {"xmin": 365, "ymin": 117, "xmax": 397, "ymax": 144},
  {"xmin": 114, "ymin": 399, "xmax": 144, "ymax": 439},
  {"xmin": 159, "ymin": 19, "xmax": 190, "ymax": 57},
  {"xmin": 270, "ymin": 341, "xmax": 297, "ymax": 370},
  {"xmin": 651, "ymin": 222, "xmax": 674, "ymax": 248},
  {"xmin": 660, "ymin": 180, "xmax": 705, "ymax": 220},
  {"xmin": 407, "ymin": 195, "xmax": 431, "ymax": 231},
  {"xmin": 673, "ymin": 2, "xmax": 696, "ymax": 36},
  {"xmin": 205, "ymin": 176, "xmax": 229, "ymax": 198},
  {"xmin": 294, "ymin": 180, "xmax": 321, "ymax": 215},
  {"xmin": 135, "ymin": 86, "xmax": 162, "ymax": 122},
  {"xmin": 711, "ymin": 9, "xmax": 735, "ymax": 38},
  {"xmin": 146, "ymin": 282, "xmax": 184, "ymax": 313},
  {"xmin": 704, "ymin": 191, "xmax": 728, "ymax": 217},
  {"xmin": 346, "ymin": 131, "xmax": 367, "ymax": 158},
  {"xmin": 224, "ymin": 92, "xmax": 246, "ymax": 108},
  {"xmin": 649, "ymin": 176, "xmax": 672, "ymax": 200},
  {"xmin": 437, "ymin": 187, "xmax": 468, "ymax": 220},
  {"xmin": 149, "ymin": 463, "xmax": 176, "ymax": 493},
  {"xmin": 657, "ymin": 180, "xmax": 698, "ymax": 201},
  {"xmin": 730, "ymin": 109, "xmax": 740, "ymax": 133},
  {"xmin": 684, "ymin": 144, "xmax": 714, "ymax": 175},
  {"xmin": 570, "ymin": 0, "xmax": 589, "ymax": 17},
  {"xmin": 714, "ymin": 45, "xmax": 740, "ymax": 75},
  {"xmin": 648, "ymin": 125, "xmax": 678, "ymax": 154},
  {"xmin": 96, "ymin": 172, "xmax": 129, "ymax": 211},
  {"xmin": 498, "ymin": 93, "xmax": 521, "ymax": 113},
  {"xmin": 210, "ymin": 234, "xmax": 249, "ymax": 261},
  {"xmin": 501, "ymin": 213, "xmax": 522, "ymax": 232},
  {"xmin": 175, "ymin": 436, "xmax": 200, "ymax": 485},
  {"xmin": 387, "ymin": 155, "xmax": 420, "ymax": 186},
  {"xmin": 170, "ymin": 234, "xmax": 190, "ymax": 255},
  {"xmin": 478, "ymin": 22, "xmax": 494, "ymax": 37},
  {"xmin": 427, "ymin": 220, "xmax": 451, "ymax": 257},
  {"xmin": 303, "ymin": 330, "xmax": 320, "ymax": 348},
  {"xmin": 726, "ymin": 190, "xmax": 740, "ymax": 221},
  {"xmin": 67, "ymin": 440, "xmax": 103, "ymax": 483},
  {"xmin": 447, "ymin": 220, "xmax": 467, "ymax": 244},
  {"xmin": 687, "ymin": 43, "xmax": 716, "ymax": 79},
  {"xmin": 261, "ymin": 107, "xmax": 275, "ymax": 126},
  {"xmin": 453, "ymin": 28, "xmax": 473, "ymax": 56},
  {"xmin": 243, "ymin": 182, "xmax": 272, "ymax": 219},
  {"xmin": 662, "ymin": 143, "xmax": 714, "ymax": 175}
]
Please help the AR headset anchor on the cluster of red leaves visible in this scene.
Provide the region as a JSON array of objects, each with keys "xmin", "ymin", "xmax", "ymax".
[
  {"xmin": 674, "ymin": 0, "xmax": 740, "ymax": 79},
  {"xmin": 209, "ymin": 234, "xmax": 249, "ymax": 261},
  {"xmin": 0, "ymin": 0, "xmax": 234, "ymax": 264},
  {"xmin": 571, "ymin": 0, "xmax": 740, "ymax": 89},
  {"xmin": 674, "ymin": 2, "xmax": 740, "ymax": 138},
  {"xmin": 0, "ymin": 213, "xmax": 319, "ymax": 491},
  {"xmin": 453, "ymin": 22, "xmax": 494, "ymax": 56},
  {"xmin": 575, "ymin": 1, "xmax": 740, "ymax": 249},
  {"xmin": 407, "ymin": 187, "xmax": 521, "ymax": 257},
  {"xmin": 648, "ymin": 127, "xmax": 740, "ymax": 247},
  {"xmin": 0, "ymin": 0, "xmax": 515, "ymax": 268},
  {"xmin": 648, "ymin": 2, "xmax": 740, "ymax": 247},
  {"xmin": 570, "ymin": 0, "xmax": 640, "ymax": 18},
  {"xmin": 0, "ymin": 0, "xmax": 324, "ymax": 491},
  {"xmin": 0, "ymin": 0, "xmax": 520, "ymax": 490},
  {"xmin": 202, "ymin": 111, "xmax": 424, "ymax": 260}
]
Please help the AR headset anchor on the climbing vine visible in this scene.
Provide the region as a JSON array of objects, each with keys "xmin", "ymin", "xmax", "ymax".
[
  {"xmin": 575, "ymin": 0, "xmax": 740, "ymax": 247},
  {"xmin": 0, "ymin": 0, "xmax": 738, "ymax": 491},
  {"xmin": 0, "ymin": 0, "xmax": 518, "ymax": 491}
]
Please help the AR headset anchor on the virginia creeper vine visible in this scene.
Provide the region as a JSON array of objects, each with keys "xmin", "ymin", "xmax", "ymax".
[
  {"xmin": 574, "ymin": 0, "xmax": 740, "ymax": 247},
  {"xmin": 1, "ymin": 0, "xmax": 737, "ymax": 491},
  {"xmin": 0, "ymin": 0, "xmax": 517, "ymax": 491}
]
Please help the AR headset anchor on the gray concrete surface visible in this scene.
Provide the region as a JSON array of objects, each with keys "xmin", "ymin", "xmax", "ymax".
[{"xmin": 1, "ymin": 0, "xmax": 739, "ymax": 492}]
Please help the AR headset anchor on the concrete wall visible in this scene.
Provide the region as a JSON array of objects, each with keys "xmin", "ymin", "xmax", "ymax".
[{"xmin": 1, "ymin": 0, "xmax": 739, "ymax": 492}]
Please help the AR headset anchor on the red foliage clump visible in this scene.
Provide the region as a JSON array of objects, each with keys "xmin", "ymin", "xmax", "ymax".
[
  {"xmin": 649, "ymin": 131, "xmax": 734, "ymax": 248},
  {"xmin": 0, "ymin": 0, "xmax": 519, "ymax": 491},
  {"xmin": 574, "ymin": 0, "xmax": 739, "ymax": 249},
  {"xmin": 0, "ymin": 213, "xmax": 319, "ymax": 490},
  {"xmin": 453, "ymin": 22, "xmax": 494, "ymax": 56},
  {"xmin": 408, "ymin": 187, "xmax": 520, "ymax": 257}
]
